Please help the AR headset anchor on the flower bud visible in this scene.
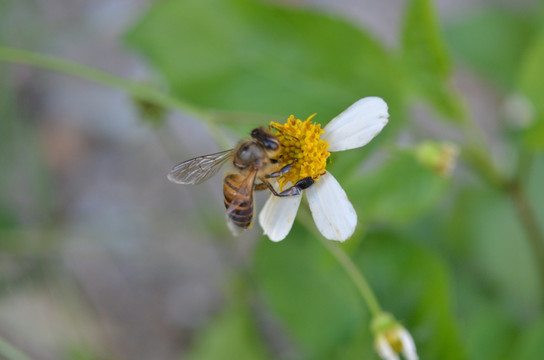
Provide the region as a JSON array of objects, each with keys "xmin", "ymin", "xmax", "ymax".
[
  {"xmin": 371, "ymin": 313, "xmax": 418, "ymax": 360},
  {"xmin": 502, "ymin": 93, "xmax": 535, "ymax": 130},
  {"xmin": 415, "ymin": 141, "xmax": 459, "ymax": 177}
]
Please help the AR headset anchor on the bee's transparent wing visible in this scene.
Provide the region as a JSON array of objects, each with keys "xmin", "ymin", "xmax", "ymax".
[{"xmin": 167, "ymin": 149, "xmax": 233, "ymax": 185}]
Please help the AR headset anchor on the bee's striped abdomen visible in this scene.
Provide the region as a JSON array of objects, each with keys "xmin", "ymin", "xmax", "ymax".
[{"xmin": 223, "ymin": 174, "xmax": 254, "ymax": 229}]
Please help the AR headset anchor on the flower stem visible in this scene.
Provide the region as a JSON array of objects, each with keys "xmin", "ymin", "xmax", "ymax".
[
  {"xmin": 0, "ymin": 46, "xmax": 198, "ymax": 114},
  {"xmin": 298, "ymin": 208, "xmax": 382, "ymax": 316},
  {"xmin": 0, "ymin": 336, "xmax": 34, "ymax": 360},
  {"xmin": 458, "ymin": 105, "xmax": 544, "ymax": 291},
  {"xmin": 0, "ymin": 46, "xmax": 236, "ymax": 147},
  {"xmin": 318, "ymin": 235, "xmax": 383, "ymax": 316},
  {"xmin": 508, "ymin": 179, "xmax": 544, "ymax": 289}
]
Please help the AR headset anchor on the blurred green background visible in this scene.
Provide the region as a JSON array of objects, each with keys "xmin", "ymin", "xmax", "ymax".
[{"xmin": 1, "ymin": 0, "xmax": 544, "ymax": 359}]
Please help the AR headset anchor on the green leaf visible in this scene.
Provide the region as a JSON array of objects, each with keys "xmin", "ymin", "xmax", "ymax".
[
  {"xmin": 462, "ymin": 306, "xmax": 517, "ymax": 360},
  {"xmin": 445, "ymin": 186, "xmax": 542, "ymax": 317},
  {"xmin": 401, "ymin": 0, "xmax": 464, "ymax": 120},
  {"xmin": 524, "ymin": 120, "xmax": 544, "ymax": 149},
  {"xmin": 344, "ymin": 152, "xmax": 450, "ymax": 225},
  {"xmin": 126, "ymin": 0, "xmax": 405, "ymax": 129},
  {"xmin": 518, "ymin": 28, "xmax": 544, "ymax": 148},
  {"xmin": 445, "ymin": 8, "xmax": 537, "ymax": 90},
  {"xmin": 253, "ymin": 224, "xmax": 364, "ymax": 359},
  {"xmin": 512, "ymin": 316, "xmax": 544, "ymax": 359},
  {"xmin": 441, "ymin": 159, "xmax": 544, "ymax": 358},
  {"xmin": 254, "ymin": 226, "xmax": 465, "ymax": 359},
  {"xmin": 357, "ymin": 231, "xmax": 467, "ymax": 359},
  {"xmin": 187, "ymin": 300, "xmax": 271, "ymax": 360},
  {"xmin": 518, "ymin": 29, "xmax": 544, "ymax": 105}
]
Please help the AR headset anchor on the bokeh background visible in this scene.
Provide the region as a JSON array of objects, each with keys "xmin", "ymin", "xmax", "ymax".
[{"xmin": 1, "ymin": 0, "xmax": 544, "ymax": 359}]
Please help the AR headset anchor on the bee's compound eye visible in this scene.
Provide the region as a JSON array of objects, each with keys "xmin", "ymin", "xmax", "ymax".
[
  {"xmin": 251, "ymin": 129, "xmax": 260, "ymax": 138},
  {"xmin": 266, "ymin": 141, "xmax": 278, "ymax": 150}
]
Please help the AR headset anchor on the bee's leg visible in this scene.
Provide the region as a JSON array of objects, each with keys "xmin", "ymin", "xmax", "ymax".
[
  {"xmin": 265, "ymin": 163, "xmax": 292, "ymax": 179},
  {"xmin": 261, "ymin": 180, "xmax": 283, "ymax": 196},
  {"xmin": 278, "ymin": 177, "xmax": 314, "ymax": 196},
  {"xmin": 254, "ymin": 183, "xmax": 269, "ymax": 191},
  {"xmin": 263, "ymin": 177, "xmax": 314, "ymax": 197}
]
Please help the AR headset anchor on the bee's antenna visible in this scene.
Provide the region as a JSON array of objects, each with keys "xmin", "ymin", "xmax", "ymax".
[{"xmin": 269, "ymin": 124, "xmax": 299, "ymax": 141}]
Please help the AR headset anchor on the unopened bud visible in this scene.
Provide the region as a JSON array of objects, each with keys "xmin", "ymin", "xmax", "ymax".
[
  {"xmin": 371, "ymin": 313, "xmax": 418, "ymax": 360},
  {"xmin": 415, "ymin": 141, "xmax": 459, "ymax": 177},
  {"xmin": 502, "ymin": 94, "xmax": 535, "ymax": 130}
]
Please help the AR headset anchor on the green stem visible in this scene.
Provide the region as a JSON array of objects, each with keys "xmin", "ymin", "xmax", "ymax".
[
  {"xmin": 508, "ymin": 179, "xmax": 544, "ymax": 289},
  {"xmin": 0, "ymin": 336, "xmax": 34, "ymax": 360},
  {"xmin": 0, "ymin": 46, "xmax": 198, "ymax": 115},
  {"xmin": 0, "ymin": 46, "xmax": 236, "ymax": 147},
  {"xmin": 462, "ymin": 144, "xmax": 508, "ymax": 189},
  {"xmin": 458, "ymin": 111, "xmax": 509, "ymax": 188},
  {"xmin": 457, "ymin": 101, "xmax": 544, "ymax": 290},
  {"xmin": 298, "ymin": 208, "xmax": 382, "ymax": 316},
  {"xmin": 318, "ymin": 236, "xmax": 382, "ymax": 316}
]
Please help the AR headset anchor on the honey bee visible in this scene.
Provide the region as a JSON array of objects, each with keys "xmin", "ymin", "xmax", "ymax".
[{"xmin": 167, "ymin": 127, "xmax": 315, "ymax": 232}]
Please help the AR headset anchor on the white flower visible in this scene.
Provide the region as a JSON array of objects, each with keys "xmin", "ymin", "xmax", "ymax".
[
  {"xmin": 375, "ymin": 325, "xmax": 418, "ymax": 360},
  {"xmin": 371, "ymin": 313, "xmax": 418, "ymax": 360},
  {"xmin": 259, "ymin": 97, "xmax": 389, "ymax": 241}
]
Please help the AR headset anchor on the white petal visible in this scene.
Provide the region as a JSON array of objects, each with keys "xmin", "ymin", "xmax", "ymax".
[
  {"xmin": 376, "ymin": 337, "xmax": 400, "ymax": 360},
  {"xmin": 323, "ymin": 97, "xmax": 389, "ymax": 151},
  {"xmin": 399, "ymin": 328, "xmax": 418, "ymax": 360},
  {"xmin": 259, "ymin": 194, "xmax": 302, "ymax": 242},
  {"xmin": 306, "ymin": 172, "xmax": 357, "ymax": 241}
]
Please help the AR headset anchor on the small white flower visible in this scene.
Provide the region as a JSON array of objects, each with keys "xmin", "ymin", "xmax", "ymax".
[
  {"xmin": 375, "ymin": 325, "xmax": 418, "ymax": 360},
  {"xmin": 372, "ymin": 313, "xmax": 418, "ymax": 360},
  {"xmin": 259, "ymin": 97, "xmax": 389, "ymax": 241}
]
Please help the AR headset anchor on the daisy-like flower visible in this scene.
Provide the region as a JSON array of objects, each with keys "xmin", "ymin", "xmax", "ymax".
[
  {"xmin": 259, "ymin": 97, "xmax": 388, "ymax": 242},
  {"xmin": 372, "ymin": 313, "xmax": 418, "ymax": 360}
]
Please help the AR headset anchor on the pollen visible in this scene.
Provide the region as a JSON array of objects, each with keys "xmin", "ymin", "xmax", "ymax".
[
  {"xmin": 385, "ymin": 329, "xmax": 404, "ymax": 354},
  {"xmin": 270, "ymin": 114, "xmax": 330, "ymax": 190}
]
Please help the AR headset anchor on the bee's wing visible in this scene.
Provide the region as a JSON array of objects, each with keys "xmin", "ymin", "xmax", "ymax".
[
  {"xmin": 225, "ymin": 170, "xmax": 258, "ymax": 234},
  {"xmin": 167, "ymin": 149, "xmax": 233, "ymax": 185}
]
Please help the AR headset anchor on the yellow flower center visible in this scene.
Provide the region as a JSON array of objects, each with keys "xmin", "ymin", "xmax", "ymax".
[
  {"xmin": 385, "ymin": 329, "xmax": 404, "ymax": 354},
  {"xmin": 270, "ymin": 114, "xmax": 330, "ymax": 190}
]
